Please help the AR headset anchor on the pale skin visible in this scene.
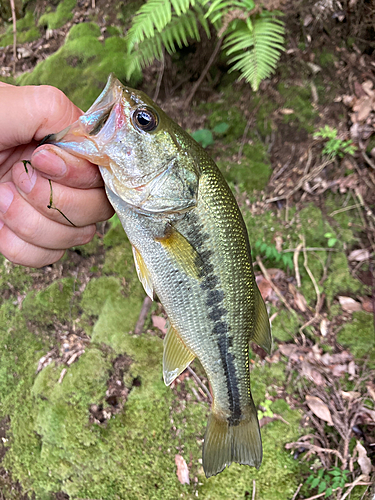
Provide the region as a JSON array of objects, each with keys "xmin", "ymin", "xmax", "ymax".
[{"xmin": 0, "ymin": 82, "xmax": 114, "ymax": 268}]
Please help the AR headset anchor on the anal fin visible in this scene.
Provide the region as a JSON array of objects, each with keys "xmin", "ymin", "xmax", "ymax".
[
  {"xmin": 163, "ymin": 323, "xmax": 195, "ymax": 386},
  {"xmin": 132, "ymin": 246, "xmax": 154, "ymax": 300},
  {"xmin": 252, "ymin": 285, "xmax": 272, "ymax": 354}
]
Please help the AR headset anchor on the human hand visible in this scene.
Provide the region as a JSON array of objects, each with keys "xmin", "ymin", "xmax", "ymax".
[{"xmin": 0, "ymin": 82, "xmax": 114, "ymax": 268}]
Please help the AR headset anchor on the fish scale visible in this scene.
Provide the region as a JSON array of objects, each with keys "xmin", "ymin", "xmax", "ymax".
[{"xmin": 46, "ymin": 74, "xmax": 272, "ymax": 478}]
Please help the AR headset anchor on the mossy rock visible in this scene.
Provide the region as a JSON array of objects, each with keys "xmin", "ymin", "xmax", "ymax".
[
  {"xmin": 38, "ymin": 0, "xmax": 76, "ymax": 30},
  {"xmin": 17, "ymin": 22, "xmax": 142, "ymax": 110},
  {"xmin": 0, "ymin": 11, "xmax": 40, "ymax": 47}
]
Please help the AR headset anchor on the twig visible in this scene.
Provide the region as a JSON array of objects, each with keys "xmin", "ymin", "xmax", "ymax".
[
  {"xmin": 184, "ymin": 37, "xmax": 223, "ymax": 108},
  {"xmin": 134, "ymin": 296, "xmax": 152, "ymax": 335},
  {"xmin": 282, "ymin": 247, "xmax": 339, "ymax": 253},
  {"xmin": 187, "ymin": 366, "xmax": 212, "ymax": 403},
  {"xmin": 252, "ymin": 479, "xmax": 256, "ymax": 500},
  {"xmin": 291, "ymin": 483, "xmax": 302, "ymax": 500},
  {"xmin": 255, "ymin": 255, "xmax": 297, "ymax": 316},
  {"xmin": 285, "ymin": 442, "xmax": 345, "ymax": 463},
  {"xmin": 238, "ymin": 102, "xmax": 261, "ymax": 161},
  {"xmin": 301, "ymin": 235, "xmax": 321, "ymax": 313},
  {"xmin": 329, "ymin": 204, "xmax": 362, "ymax": 217},
  {"xmin": 341, "ymin": 475, "xmax": 369, "ymax": 500},
  {"xmin": 361, "ymin": 149, "xmax": 375, "ymax": 170},
  {"xmin": 153, "ymin": 48, "xmax": 165, "ymax": 102},
  {"xmin": 293, "ymin": 242, "xmax": 303, "ymax": 288},
  {"xmin": 9, "ymin": 0, "xmax": 17, "ymax": 75}
]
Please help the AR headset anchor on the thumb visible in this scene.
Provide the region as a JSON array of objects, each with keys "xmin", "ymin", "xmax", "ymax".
[{"xmin": 0, "ymin": 84, "xmax": 82, "ymax": 150}]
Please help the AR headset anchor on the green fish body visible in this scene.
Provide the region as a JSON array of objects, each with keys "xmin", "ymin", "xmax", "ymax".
[{"xmin": 47, "ymin": 75, "xmax": 272, "ymax": 477}]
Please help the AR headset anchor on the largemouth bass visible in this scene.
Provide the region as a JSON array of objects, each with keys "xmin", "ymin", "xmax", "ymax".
[{"xmin": 45, "ymin": 74, "xmax": 272, "ymax": 478}]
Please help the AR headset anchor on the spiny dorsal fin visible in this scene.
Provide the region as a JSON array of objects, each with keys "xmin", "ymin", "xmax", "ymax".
[
  {"xmin": 252, "ymin": 285, "xmax": 272, "ymax": 354},
  {"xmin": 157, "ymin": 226, "xmax": 203, "ymax": 282},
  {"xmin": 163, "ymin": 323, "xmax": 195, "ymax": 386},
  {"xmin": 132, "ymin": 245, "xmax": 154, "ymax": 300}
]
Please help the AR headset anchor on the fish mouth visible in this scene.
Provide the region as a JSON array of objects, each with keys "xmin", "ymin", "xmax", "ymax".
[{"xmin": 42, "ymin": 74, "xmax": 125, "ymax": 165}]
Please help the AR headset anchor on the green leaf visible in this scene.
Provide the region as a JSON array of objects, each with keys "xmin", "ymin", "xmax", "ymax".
[
  {"xmin": 213, "ymin": 122, "xmax": 230, "ymax": 134},
  {"xmin": 318, "ymin": 469, "xmax": 325, "ymax": 478},
  {"xmin": 311, "ymin": 477, "xmax": 320, "ymax": 489},
  {"xmin": 327, "ymin": 238, "xmax": 337, "ymax": 247},
  {"xmin": 325, "ymin": 488, "xmax": 333, "ymax": 497},
  {"xmin": 318, "ymin": 481, "xmax": 327, "ymax": 494},
  {"xmin": 191, "ymin": 129, "xmax": 214, "ymax": 148},
  {"xmin": 329, "ymin": 469, "xmax": 342, "ymax": 476}
]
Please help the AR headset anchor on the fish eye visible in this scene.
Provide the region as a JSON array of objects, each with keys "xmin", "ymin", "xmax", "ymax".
[{"xmin": 132, "ymin": 107, "xmax": 159, "ymax": 133}]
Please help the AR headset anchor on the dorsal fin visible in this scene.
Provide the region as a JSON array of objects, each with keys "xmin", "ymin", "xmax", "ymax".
[
  {"xmin": 132, "ymin": 245, "xmax": 154, "ymax": 300},
  {"xmin": 252, "ymin": 285, "xmax": 272, "ymax": 354},
  {"xmin": 163, "ymin": 323, "xmax": 195, "ymax": 386}
]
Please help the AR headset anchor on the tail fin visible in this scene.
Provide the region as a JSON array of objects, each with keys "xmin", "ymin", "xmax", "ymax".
[{"xmin": 202, "ymin": 407, "xmax": 262, "ymax": 478}]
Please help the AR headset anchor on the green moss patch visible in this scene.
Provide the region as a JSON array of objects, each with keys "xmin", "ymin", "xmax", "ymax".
[
  {"xmin": 337, "ymin": 311, "xmax": 375, "ymax": 367},
  {"xmin": 17, "ymin": 22, "xmax": 142, "ymax": 110},
  {"xmin": 0, "ymin": 11, "xmax": 40, "ymax": 47},
  {"xmin": 38, "ymin": 0, "xmax": 76, "ymax": 31}
]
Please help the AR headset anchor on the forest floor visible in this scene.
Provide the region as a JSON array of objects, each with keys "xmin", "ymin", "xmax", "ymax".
[{"xmin": 0, "ymin": 1, "xmax": 374, "ymax": 499}]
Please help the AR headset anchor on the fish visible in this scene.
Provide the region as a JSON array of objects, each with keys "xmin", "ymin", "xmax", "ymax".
[{"xmin": 45, "ymin": 74, "xmax": 272, "ymax": 478}]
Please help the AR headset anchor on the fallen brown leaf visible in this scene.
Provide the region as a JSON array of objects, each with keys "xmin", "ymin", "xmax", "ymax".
[
  {"xmin": 175, "ymin": 454, "xmax": 190, "ymax": 485},
  {"xmin": 338, "ymin": 296, "xmax": 362, "ymax": 312},
  {"xmin": 306, "ymin": 395, "xmax": 333, "ymax": 425},
  {"xmin": 348, "ymin": 249, "xmax": 370, "ymax": 262},
  {"xmin": 361, "ymin": 298, "xmax": 374, "ymax": 313},
  {"xmin": 151, "ymin": 315, "xmax": 167, "ymax": 334},
  {"xmin": 355, "ymin": 441, "xmax": 372, "ymax": 476},
  {"xmin": 256, "ymin": 275, "xmax": 273, "ymax": 301}
]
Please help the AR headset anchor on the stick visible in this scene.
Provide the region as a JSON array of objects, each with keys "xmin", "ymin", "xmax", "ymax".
[
  {"xmin": 255, "ymin": 255, "xmax": 297, "ymax": 316},
  {"xmin": 293, "ymin": 242, "xmax": 303, "ymax": 288},
  {"xmin": 187, "ymin": 366, "xmax": 212, "ymax": 403},
  {"xmin": 252, "ymin": 480, "xmax": 256, "ymax": 500},
  {"xmin": 153, "ymin": 48, "xmax": 165, "ymax": 102},
  {"xmin": 291, "ymin": 483, "xmax": 302, "ymax": 500},
  {"xmin": 9, "ymin": 0, "xmax": 17, "ymax": 75},
  {"xmin": 134, "ymin": 296, "xmax": 152, "ymax": 335}
]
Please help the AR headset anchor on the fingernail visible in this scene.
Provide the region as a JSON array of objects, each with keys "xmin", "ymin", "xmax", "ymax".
[
  {"xmin": 17, "ymin": 166, "xmax": 37, "ymax": 194},
  {"xmin": 0, "ymin": 184, "xmax": 14, "ymax": 213},
  {"xmin": 32, "ymin": 150, "xmax": 67, "ymax": 177}
]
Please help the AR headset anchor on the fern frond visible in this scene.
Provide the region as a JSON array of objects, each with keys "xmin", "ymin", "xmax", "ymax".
[
  {"xmin": 127, "ymin": 0, "xmax": 198, "ymax": 52},
  {"xmin": 126, "ymin": 7, "xmax": 209, "ymax": 79},
  {"xmin": 224, "ymin": 13, "xmax": 284, "ymax": 91}
]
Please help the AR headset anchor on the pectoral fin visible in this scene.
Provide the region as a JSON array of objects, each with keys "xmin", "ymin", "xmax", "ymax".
[
  {"xmin": 132, "ymin": 246, "xmax": 154, "ymax": 300},
  {"xmin": 252, "ymin": 286, "xmax": 272, "ymax": 354},
  {"xmin": 163, "ymin": 323, "xmax": 195, "ymax": 386},
  {"xmin": 157, "ymin": 226, "xmax": 203, "ymax": 281}
]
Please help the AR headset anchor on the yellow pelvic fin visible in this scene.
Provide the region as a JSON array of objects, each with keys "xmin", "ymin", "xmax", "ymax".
[
  {"xmin": 156, "ymin": 226, "xmax": 203, "ymax": 281},
  {"xmin": 132, "ymin": 246, "xmax": 154, "ymax": 300},
  {"xmin": 163, "ymin": 323, "xmax": 195, "ymax": 386},
  {"xmin": 252, "ymin": 285, "xmax": 272, "ymax": 354},
  {"xmin": 202, "ymin": 403, "xmax": 262, "ymax": 478}
]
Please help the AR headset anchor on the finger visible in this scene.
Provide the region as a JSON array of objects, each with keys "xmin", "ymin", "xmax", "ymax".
[
  {"xmin": 0, "ymin": 223, "xmax": 65, "ymax": 268},
  {"xmin": 31, "ymin": 145, "xmax": 104, "ymax": 189},
  {"xmin": 0, "ymin": 85, "xmax": 81, "ymax": 150},
  {"xmin": 0, "ymin": 182, "xmax": 96, "ymax": 249},
  {"xmin": 12, "ymin": 162, "xmax": 114, "ymax": 226}
]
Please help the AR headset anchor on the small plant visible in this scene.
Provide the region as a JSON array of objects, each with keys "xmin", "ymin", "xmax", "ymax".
[
  {"xmin": 305, "ymin": 467, "xmax": 349, "ymax": 497},
  {"xmin": 191, "ymin": 122, "xmax": 229, "ymax": 148},
  {"xmin": 253, "ymin": 240, "xmax": 294, "ymax": 270},
  {"xmin": 257, "ymin": 399, "xmax": 274, "ymax": 420},
  {"xmin": 125, "ymin": 0, "xmax": 285, "ymax": 91},
  {"xmin": 324, "ymin": 232, "xmax": 338, "ymax": 248},
  {"xmin": 314, "ymin": 126, "xmax": 357, "ymax": 158}
]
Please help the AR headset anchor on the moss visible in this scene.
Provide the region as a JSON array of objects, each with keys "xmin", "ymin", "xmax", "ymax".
[
  {"xmin": 317, "ymin": 48, "xmax": 336, "ymax": 69},
  {"xmin": 66, "ymin": 21, "xmax": 101, "ymax": 41},
  {"xmin": 271, "ymin": 309, "xmax": 299, "ymax": 342},
  {"xmin": 0, "ymin": 259, "xmax": 33, "ymax": 296},
  {"xmin": 277, "ymin": 83, "xmax": 317, "ymax": 133},
  {"xmin": 217, "ymin": 141, "xmax": 271, "ymax": 192},
  {"xmin": 22, "ymin": 277, "xmax": 79, "ymax": 325},
  {"xmin": 17, "ymin": 23, "xmax": 142, "ymax": 110},
  {"xmin": 80, "ymin": 276, "xmax": 122, "ymax": 318},
  {"xmin": 324, "ymin": 252, "xmax": 362, "ymax": 307},
  {"xmin": 0, "ymin": 11, "xmax": 40, "ymax": 46},
  {"xmin": 38, "ymin": 0, "xmax": 76, "ymax": 30},
  {"xmin": 337, "ymin": 311, "xmax": 375, "ymax": 366}
]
